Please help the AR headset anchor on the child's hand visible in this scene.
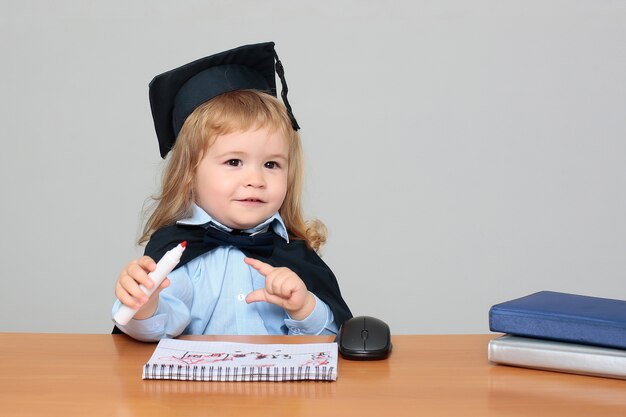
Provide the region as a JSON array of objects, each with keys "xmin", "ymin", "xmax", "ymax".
[
  {"xmin": 114, "ymin": 256, "xmax": 170, "ymax": 320},
  {"xmin": 244, "ymin": 257, "xmax": 316, "ymax": 321}
]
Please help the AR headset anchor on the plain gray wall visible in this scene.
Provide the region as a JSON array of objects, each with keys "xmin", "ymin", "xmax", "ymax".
[{"xmin": 1, "ymin": 1, "xmax": 624, "ymax": 334}]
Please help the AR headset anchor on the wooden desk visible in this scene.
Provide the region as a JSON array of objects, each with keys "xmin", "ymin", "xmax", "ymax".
[{"xmin": 1, "ymin": 333, "xmax": 625, "ymax": 416}]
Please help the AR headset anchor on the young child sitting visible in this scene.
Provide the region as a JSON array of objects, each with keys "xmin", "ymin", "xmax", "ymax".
[{"xmin": 112, "ymin": 42, "xmax": 352, "ymax": 341}]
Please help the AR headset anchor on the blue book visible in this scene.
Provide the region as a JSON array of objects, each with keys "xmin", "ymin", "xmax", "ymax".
[{"xmin": 489, "ymin": 291, "xmax": 626, "ymax": 350}]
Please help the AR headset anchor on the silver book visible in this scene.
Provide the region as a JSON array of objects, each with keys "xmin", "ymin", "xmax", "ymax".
[{"xmin": 488, "ymin": 334, "xmax": 626, "ymax": 380}]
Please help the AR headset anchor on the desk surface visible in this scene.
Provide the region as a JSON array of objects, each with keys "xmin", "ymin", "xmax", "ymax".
[{"xmin": 1, "ymin": 333, "xmax": 625, "ymax": 417}]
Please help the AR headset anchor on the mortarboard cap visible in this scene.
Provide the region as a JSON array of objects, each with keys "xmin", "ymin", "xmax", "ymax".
[{"xmin": 149, "ymin": 41, "xmax": 300, "ymax": 158}]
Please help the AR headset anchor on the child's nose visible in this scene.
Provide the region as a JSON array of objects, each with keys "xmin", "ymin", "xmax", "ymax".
[{"xmin": 245, "ymin": 167, "xmax": 265, "ymax": 188}]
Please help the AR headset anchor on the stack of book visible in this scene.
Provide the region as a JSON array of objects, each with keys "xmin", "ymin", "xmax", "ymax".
[{"xmin": 488, "ymin": 291, "xmax": 626, "ymax": 380}]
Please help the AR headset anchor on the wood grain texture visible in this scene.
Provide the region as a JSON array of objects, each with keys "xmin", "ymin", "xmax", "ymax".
[{"xmin": 1, "ymin": 333, "xmax": 625, "ymax": 417}]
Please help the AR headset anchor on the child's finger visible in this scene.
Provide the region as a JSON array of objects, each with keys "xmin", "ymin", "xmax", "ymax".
[
  {"xmin": 115, "ymin": 278, "xmax": 146, "ymax": 309},
  {"xmin": 245, "ymin": 288, "xmax": 269, "ymax": 304},
  {"xmin": 134, "ymin": 257, "xmax": 157, "ymax": 286},
  {"xmin": 246, "ymin": 288, "xmax": 288, "ymax": 309},
  {"xmin": 127, "ymin": 262, "xmax": 156, "ymax": 290},
  {"xmin": 116, "ymin": 275, "xmax": 169, "ymax": 310},
  {"xmin": 137, "ymin": 256, "xmax": 157, "ymax": 272},
  {"xmin": 244, "ymin": 257, "xmax": 274, "ymax": 276},
  {"xmin": 159, "ymin": 277, "xmax": 171, "ymax": 290},
  {"xmin": 268, "ymin": 274, "xmax": 292, "ymax": 298}
]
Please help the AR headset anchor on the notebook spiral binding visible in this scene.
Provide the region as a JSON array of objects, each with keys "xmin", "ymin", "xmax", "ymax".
[{"xmin": 143, "ymin": 363, "xmax": 336, "ymax": 382}]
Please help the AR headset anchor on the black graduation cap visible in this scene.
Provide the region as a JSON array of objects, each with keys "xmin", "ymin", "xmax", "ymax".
[{"xmin": 149, "ymin": 41, "xmax": 300, "ymax": 158}]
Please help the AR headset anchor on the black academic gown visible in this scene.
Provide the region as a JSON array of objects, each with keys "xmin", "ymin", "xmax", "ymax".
[{"xmin": 113, "ymin": 224, "xmax": 352, "ymax": 334}]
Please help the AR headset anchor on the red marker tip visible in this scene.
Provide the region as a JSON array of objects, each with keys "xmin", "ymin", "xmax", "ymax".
[{"xmin": 181, "ymin": 241, "xmax": 187, "ymax": 248}]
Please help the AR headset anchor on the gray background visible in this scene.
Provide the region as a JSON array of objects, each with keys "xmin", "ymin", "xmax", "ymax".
[{"xmin": 1, "ymin": 1, "xmax": 624, "ymax": 334}]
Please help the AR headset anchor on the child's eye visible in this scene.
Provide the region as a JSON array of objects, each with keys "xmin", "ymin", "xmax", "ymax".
[
  {"xmin": 226, "ymin": 159, "xmax": 242, "ymax": 167},
  {"xmin": 264, "ymin": 161, "xmax": 280, "ymax": 169}
]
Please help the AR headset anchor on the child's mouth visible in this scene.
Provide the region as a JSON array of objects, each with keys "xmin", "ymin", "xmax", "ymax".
[{"xmin": 238, "ymin": 198, "xmax": 264, "ymax": 203}]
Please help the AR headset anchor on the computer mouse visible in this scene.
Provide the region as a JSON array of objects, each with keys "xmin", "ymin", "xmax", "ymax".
[{"xmin": 335, "ymin": 316, "xmax": 392, "ymax": 360}]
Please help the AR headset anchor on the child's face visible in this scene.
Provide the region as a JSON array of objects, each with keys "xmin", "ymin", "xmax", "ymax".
[{"xmin": 194, "ymin": 126, "xmax": 289, "ymax": 230}]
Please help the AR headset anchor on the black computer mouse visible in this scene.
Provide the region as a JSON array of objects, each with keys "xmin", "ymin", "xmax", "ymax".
[{"xmin": 335, "ymin": 316, "xmax": 392, "ymax": 360}]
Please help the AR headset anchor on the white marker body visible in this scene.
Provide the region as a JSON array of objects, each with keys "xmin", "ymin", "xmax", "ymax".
[{"xmin": 113, "ymin": 242, "xmax": 186, "ymax": 326}]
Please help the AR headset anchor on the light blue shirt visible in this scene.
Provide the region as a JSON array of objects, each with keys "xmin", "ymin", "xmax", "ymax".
[{"xmin": 112, "ymin": 204, "xmax": 337, "ymax": 341}]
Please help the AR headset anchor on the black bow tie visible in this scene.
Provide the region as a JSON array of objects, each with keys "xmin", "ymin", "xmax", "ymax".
[{"xmin": 203, "ymin": 226, "xmax": 275, "ymax": 257}]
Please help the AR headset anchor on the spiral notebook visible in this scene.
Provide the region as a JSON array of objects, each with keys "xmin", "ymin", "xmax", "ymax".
[{"xmin": 143, "ymin": 339, "xmax": 338, "ymax": 382}]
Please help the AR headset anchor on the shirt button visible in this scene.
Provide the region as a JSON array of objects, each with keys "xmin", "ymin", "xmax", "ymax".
[{"xmin": 237, "ymin": 293, "xmax": 245, "ymax": 302}]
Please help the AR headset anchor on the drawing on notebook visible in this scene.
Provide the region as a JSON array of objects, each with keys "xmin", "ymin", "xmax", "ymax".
[
  {"xmin": 143, "ymin": 340, "xmax": 339, "ymax": 381},
  {"xmin": 159, "ymin": 349, "xmax": 333, "ymax": 368}
]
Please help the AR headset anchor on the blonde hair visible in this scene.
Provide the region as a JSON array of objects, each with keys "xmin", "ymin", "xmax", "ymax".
[{"xmin": 139, "ymin": 90, "xmax": 327, "ymax": 251}]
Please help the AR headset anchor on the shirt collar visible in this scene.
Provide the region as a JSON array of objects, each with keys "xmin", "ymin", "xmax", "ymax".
[{"xmin": 177, "ymin": 203, "xmax": 289, "ymax": 242}]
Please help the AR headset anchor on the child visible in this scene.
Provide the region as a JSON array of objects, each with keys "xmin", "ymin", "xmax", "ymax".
[{"xmin": 112, "ymin": 42, "xmax": 352, "ymax": 341}]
